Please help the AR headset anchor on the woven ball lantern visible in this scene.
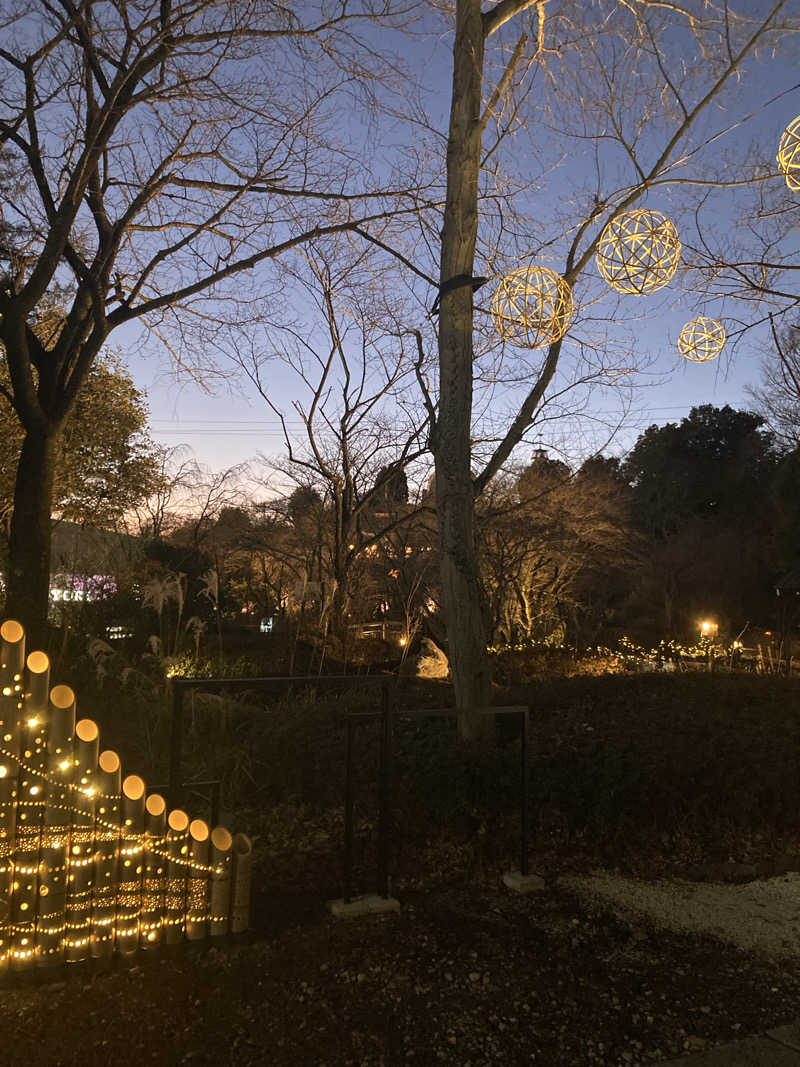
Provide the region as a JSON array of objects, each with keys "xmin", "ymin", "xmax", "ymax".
[
  {"xmin": 777, "ymin": 116, "xmax": 800, "ymax": 191},
  {"xmin": 678, "ymin": 316, "xmax": 726, "ymax": 362},
  {"xmin": 595, "ymin": 209, "xmax": 681, "ymax": 294},
  {"xmin": 491, "ymin": 265, "xmax": 574, "ymax": 349}
]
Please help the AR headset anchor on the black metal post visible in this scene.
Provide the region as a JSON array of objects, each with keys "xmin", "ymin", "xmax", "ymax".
[
  {"xmin": 377, "ymin": 682, "xmax": 393, "ymax": 898},
  {"xmin": 520, "ymin": 707, "xmax": 530, "ymax": 877},
  {"xmin": 344, "ymin": 716, "xmax": 355, "ymax": 903},
  {"xmin": 168, "ymin": 681, "xmax": 185, "ymax": 810}
]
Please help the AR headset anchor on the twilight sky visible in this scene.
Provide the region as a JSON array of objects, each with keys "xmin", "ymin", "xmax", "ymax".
[{"xmin": 119, "ymin": 8, "xmax": 800, "ymax": 485}]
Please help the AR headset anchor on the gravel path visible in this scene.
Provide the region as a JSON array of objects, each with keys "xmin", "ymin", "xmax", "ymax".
[
  {"xmin": 3, "ymin": 878, "xmax": 800, "ymax": 1066},
  {"xmin": 562, "ymin": 872, "xmax": 800, "ymax": 960}
]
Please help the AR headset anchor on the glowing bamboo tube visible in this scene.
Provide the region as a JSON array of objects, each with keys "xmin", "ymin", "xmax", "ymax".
[
  {"xmin": 116, "ymin": 774, "xmax": 145, "ymax": 954},
  {"xmin": 0, "ymin": 619, "xmax": 25, "ymax": 971},
  {"xmin": 209, "ymin": 826, "xmax": 232, "ymax": 937},
  {"xmin": 91, "ymin": 749, "xmax": 121, "ymax": 959},
  {"xmin": 36, "ymin": 684, "xmax": 76, "ymax": 965},
  {"xmin": 140, "ymin": 793, "xmax": 166, "ymax": 950},
  {"xmin": 230, "ymin": 834, "xmax": 252, "ymax": 935},
  {"xmin": 164, "ymin": 809, "xmax": 189, "ymax": 944},
  {"xmin": 9, "ymin": 650, "xmax": 50, "ymax": 965},
  {"xmin": 185, "ymin": 819, "xmax": 209, "ymax": 941},
  {"xmin": 64, "ymin": 718, "xmax": 98, "ymax": 962},
  {"xmin": 0, "ymin": 620, "xmax": 25, "ymax": 676}
]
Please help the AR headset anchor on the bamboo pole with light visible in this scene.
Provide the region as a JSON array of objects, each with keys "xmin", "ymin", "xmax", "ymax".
[
  {"xmin": 91, "ymin": 749, "xmax": 121, "ymax": 958},
  {"xmin": 140, "ymin": 792, "xmax": 166, "ymax": 949},
  {"xmin": 209, "ymin": 826, "xmax": 232, "ymax": 937},
  {"xmin": 117, "ymin": 774, "xmax": 145, "ymax": 954},
  {"xmin": 0, "ymin": 619, "xmax": 25, "ymax": 971},
  {"xmin": 9, "ymin": 650, "xmax": 50, "ymax": 964},
  {"xmin": 230, "ymin": 834, "xmax": 253, "ymax": 935},
  {"xmin": 164, "ymin": 808, "xmax": 189, "ymax": 943},
  {"xmin": 64, "ymin": 718, "xmax": 99, "ymax": 962},
  {"xmin": 186, "ymin": 818, "xmax": 209, "ymax": 941},
  {"xmin": 36, "ymin": 684, "xmax": 76, "ymax": 965}
]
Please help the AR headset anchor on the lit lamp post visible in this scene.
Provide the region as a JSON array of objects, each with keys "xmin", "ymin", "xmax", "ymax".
[{"xmin": 699, "ymin": 619, "xmax": 718, "ymax": 671}]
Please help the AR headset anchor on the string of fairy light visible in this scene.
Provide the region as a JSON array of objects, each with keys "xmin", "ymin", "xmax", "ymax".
[
  {"xmin": 490, "ymin": 114, "xmax": 800, "ymax": 363},
  {"xmin": 0, "ymin": 620, "xmax": 252, "ymax": 970}
]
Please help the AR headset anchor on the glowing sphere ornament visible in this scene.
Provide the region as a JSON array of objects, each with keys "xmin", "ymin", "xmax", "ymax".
[
  {"xmin": 491, "ymin": 264, "xmax": 574, "ymax": 349},
  {"xmin": 777, "ymin": 116, "xmax": 800, "ymax": 191},
  {"xmin": 595, "ymin": 209, "xmax": 681, "ymax": 294},
  {"xmin": 678, "ymin": 316, "xmax": 726, "ymax": 363}
]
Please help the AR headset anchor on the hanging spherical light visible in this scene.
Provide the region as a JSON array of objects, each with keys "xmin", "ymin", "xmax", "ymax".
[
  {"xmin": 777, "ymin": 116, "xmax": 800, "ymax": 191},
  {"xmin": 491, "ymin": 264, "xmax": 574, "ymax": 349},
  {"xmin": 677, "ymin": 316, "xmax": 726, "ymax": 362},
  {"xmin": 595, "ymin": 209, "xmax": 681, "ymax": 294}
]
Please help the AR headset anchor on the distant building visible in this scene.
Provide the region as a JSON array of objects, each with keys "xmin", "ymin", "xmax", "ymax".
[{"xmin": 48, "ymin": 521, "xmax": 142, "ymax": 602}]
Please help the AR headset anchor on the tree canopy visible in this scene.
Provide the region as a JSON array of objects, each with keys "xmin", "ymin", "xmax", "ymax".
[{"xmin": 0, "ymin": 354, "xmax": 160, "ymax": 532}]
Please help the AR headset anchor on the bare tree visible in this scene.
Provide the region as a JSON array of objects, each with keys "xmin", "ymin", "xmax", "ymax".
[
  {"xmin": 242, "ymin": 248, "xmax": 429, "ymax": 637},
  {"xmin": 0, "ymin": 0, "xmax": 422, "ymax": 639},
  {"xmin": 129, "ymin": 444, "xmax": 198, "ymax": 541},
  {"xmin": 382, "ymin": 0, "xmax": 794, "ymax": 737},
  {"xmin": 748, "ymin": 320, "xmax": 800, "ymax": 448},
  {"xmin": 479, "ymin": 456, "xmax": 632, "ymax": 646}
]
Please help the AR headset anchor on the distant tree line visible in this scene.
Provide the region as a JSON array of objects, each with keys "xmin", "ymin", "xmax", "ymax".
[{"xmin": 56, "ymin": 403, "xmax": 800, "ymax": 659}]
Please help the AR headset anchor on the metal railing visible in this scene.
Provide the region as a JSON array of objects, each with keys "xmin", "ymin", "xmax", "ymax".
[
  {"xmin": 167, "ymin": 673, "xmax": 392, "ymax": 810},
  {"xmin": 343, "ymin": 702, "xmax": 530, "ymax": 902}
]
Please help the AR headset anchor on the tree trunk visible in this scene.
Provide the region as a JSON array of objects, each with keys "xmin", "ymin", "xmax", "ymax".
[
  {"xmin": 6, "ymin": 427, "xmax": 58, "ymax": 647},
  {"xmin": 435, "ymin": 0, "xmax": 492, "ymax": 740}
]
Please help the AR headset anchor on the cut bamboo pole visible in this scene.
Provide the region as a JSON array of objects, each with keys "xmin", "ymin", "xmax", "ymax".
[
  {"xmin": 230, "ymin": 834, "xmax": 252, "ymax": 934},
  {"xmin": 37, "ymin": 684, "xmax": 76, "ymax": 965},
  {"xmin": 10, "ymin": 650, "xmax": 50, "ymax": 964},
  {"xmin": 164, "ymin": 809, "xmax": 189, "ymax": 944},
  {"xmin": 209, "ymin": 826, "xmax": 232, "ymax": 937},
  {"xmin": 140, "ymin": 793, "xmax": 166, "ymax": 950},
  {"xmin": 117, "ymin": 774, "xmax": 145, "ymax": 955},
  {"xmin": 64, "ymin": 718, "xmax": 98, "ymax": 962},
  {"xmin": 91, "ymin": 749, "xmax": 121, "ymax": 958},
  {"xmin": 0, "ymin": 619, "xmax": 25, "ymax": 972},
  {"xmin": 186, "ymin": 819, "xmax": 209, "ymax": 941}
]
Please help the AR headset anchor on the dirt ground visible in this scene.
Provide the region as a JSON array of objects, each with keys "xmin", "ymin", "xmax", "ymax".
[{"xmin": 2, "ymin": 864, "xmax": 800, "ymax": 1067}]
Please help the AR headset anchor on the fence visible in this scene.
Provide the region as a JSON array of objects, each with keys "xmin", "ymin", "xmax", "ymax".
[
  {"xmin": 342, "ymin": 702, "xmax": 531, "ymax": 902},
  {"xmin": 0, "ymin": 619, "xmax": 251, "ymax": 974}
]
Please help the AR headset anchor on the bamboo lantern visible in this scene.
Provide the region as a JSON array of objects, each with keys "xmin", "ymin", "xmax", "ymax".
[
  {"xmin": 0, "ymin": 619, "xmax": 25, "ymax": 970},
  {"xmin": 677, "ymin": 316, "xmax": 726, "ymax": 362},
  {"xmin": 209, "ymin": 826, "xmax": 233, "ymax": 937},
  {"xmin": 0, "ymin": 619, "xmax": 253, "ymax": 974},
  {"xmin": 164, "ymin": 809, "xmax": 189, "ymax": 944},
  {"xmin": 64, "ymin": 718, "xmax": 98, "ymax": 962},
  {"xmin": 37, "ymin": 684, "xmax": 76, "ymax": 965},
  {"xmin": 10, "ymin": 650, "xmax": 50, "ymax": 964},
  {"xmin": 116, "ymin": 774, "xmax": 145, "ymax": 954},
  {"xmin": 140, "ymin": 793, "xmax": 166, "ymax": 949},
  {"xmin": 777, "ymin": 116, "xmax": 800, "ymax": 191},
  {"xmin": 91, "ymin": 749, "xmax": 121, "ymax": 958},
  {"xmin": 230, "ymin": 833, "xmax": 253, "ymax": 935},
  {"xmin": 595, "ymin": 209, "xmax": 681, "ymax": 294},
  {"xmin": 491, "ymin": 265, "xmax": 574, "ymax": 349},
  {"xmin": 186, "ymin": 819, "xmax": 209, "ymax": 941}
]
